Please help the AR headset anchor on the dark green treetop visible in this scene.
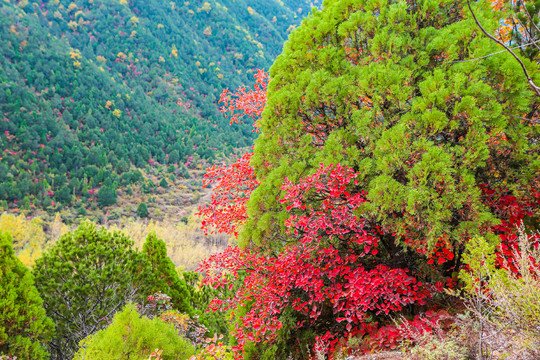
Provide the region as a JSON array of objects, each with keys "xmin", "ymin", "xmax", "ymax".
[
  {"xmin": 142, "ymin": 232, "xmax": 193, "ymax": 315},
  {"xmin": 243, "ymin": 0, "xmax": 539, "ymax": 251},
  {"xmin": 97, "ymin": 182, "xmax": 118, "ymax": 207},
  {"xmin": 137, "ymin": 202, "xmax": 150, "ymax": 218},
  {"xmin": 32, "ymin": 221, "xmax": 152, "ymax": 360},
  {"xmin": 0, "ymin": 230, "xmax": 55, "ymax": 360}
]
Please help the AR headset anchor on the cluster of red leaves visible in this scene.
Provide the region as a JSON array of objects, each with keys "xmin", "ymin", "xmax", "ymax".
[
  {"xmin": 326, "ymin": 309, "xmax": 455, "ymax": 354},
  {"xmin": 197, "ymin": 151, "xmax": 259, "ymax": 237},
  {"xmin": 219, "ymin": 69, "xmax": 267, "ymax": 132},
  {"xmin": 197, "ymin": 71, "xmax": 268, "ymax": 236},
  {"xmin": 198, "ymin": 164, "xmax": 430, "ymax": 358},
  {"xmin": 281, "ymin": 164, "xmax": 378, "ymax": 255},
  {"xmin": 481, "ymin": 184, "xmax": 540, "ymax": 272},
  {"xmin": 425, "ymin": 238, "xmax": 456, "ymax": 266}
]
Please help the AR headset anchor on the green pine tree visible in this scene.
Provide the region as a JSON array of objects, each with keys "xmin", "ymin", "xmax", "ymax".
[
  {"xmin": 97, "ymin": 184, "xmax": 117, "ymax": 207},
  {"xmin": 0, "ymin": 230, "xmax": 55, "ymax": 360},
  {"xmin": 137, "ymin": 202, "xmax": 149, "ymax": 218},
  {"xmin": 73, "ymin": 303, "xmax": 196, "ymax": 360},
  {"xmin": 159, "ymin": 178, "xmax": 169, "ymax": 188},
  {"xmin": 32, "ymin": 221, "xmax": 152, "ymax": 360},
  {"xmin": 244, "ymin": 0, "xmax": 539, "ymax": 252},
  {"xmin": 142, "ymin": 233, "xmax": 193, "ymax": 315}
]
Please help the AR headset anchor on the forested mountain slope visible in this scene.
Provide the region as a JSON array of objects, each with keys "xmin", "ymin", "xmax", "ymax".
[{"xmin": 0, "ymin": 0, "xmax": 319, "ymax": 210}]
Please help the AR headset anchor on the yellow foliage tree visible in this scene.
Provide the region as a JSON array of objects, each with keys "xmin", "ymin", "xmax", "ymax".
[
  {"xmin": 108, "ymin": 216, "xmax": 228, "ymax": 271},
  {"xmin": 203, "ymin": 26, "xmax": 212, "ymax": 37},
  {"xmin": 170, "ymin": 45, "xmax": 178, "ymax": 58},
  {"xmin": 67, "ymin": 20, "xmax": 78, "ymax": 30},
  {"xmin": 117, "ymin": 52, "xmax": 127, "ymax": 62},
  {"xmin": 49, "ymin": 213, "xmax": 69, "ymax": 241},
  {"xmin": 0, "ymin": 213, "xmax": 47, "ymax": 266},
  {"xmin": 112, "ymin": 109, "xmax": 122, "ymax": 118},
  {"xmin": 69, "ymin": 49, "xmax": 81, "ymax": 59},
  {"xmin": 105, "ymin": 100, "xmax": 113, "ymax": 109},
  {"xmin": 197, "ymin": 1, "xmax": 210, "ymax": 13}
]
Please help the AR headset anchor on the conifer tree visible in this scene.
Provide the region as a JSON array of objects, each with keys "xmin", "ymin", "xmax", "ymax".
[
  {"xmin": 97, "ymin": 183, "xmax": 117, "ymax": 207},
  {"xmin": 142, "ymin": 233, "xmax": 193, "ymax": 315},
  {"xmin": 137, "ymin": 202, "xmax": 149, "ymax": 218},
  {"xmin": 32, "ymin": 221, "xmax": 152, "ymax": 360},
  {"xmin": 0, "ymin": 230, "xmax": 55, "ymax": 360},
  {"xmin": 72, "ymin": 303, "xmax": 196, "ymax": 360},
  {"xmin": 244, "ymin": 0, "xmax": 539, "ymax": 252}
]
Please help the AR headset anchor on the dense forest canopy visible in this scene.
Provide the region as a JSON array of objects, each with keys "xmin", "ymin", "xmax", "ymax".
[{"xmin": 0, "ymin": 0, "xmax": 319, "ymax": 211}]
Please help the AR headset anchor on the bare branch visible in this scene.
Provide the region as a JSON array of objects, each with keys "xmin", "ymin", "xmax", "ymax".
[
  {"xmin": 466, "ymin": 0, "xmax": 540, "ymax": 97},
  {"xmin": 511, "ymin": 14, "xmax": 540, "ymax": 52},
  {"xmin": 522, "ymin": 2, "xmax": 540, "ymax": 40},
  {"xmin": 448, "ymin": 39, "xmax": 540, "ymax": 63}
]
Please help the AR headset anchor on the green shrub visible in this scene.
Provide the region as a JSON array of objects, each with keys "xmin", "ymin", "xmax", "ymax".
[
  {"xmin": 460, "ymin": 227, "xmax": 540, "ymax": 358},
  {"xmin": 33, "ymin": 221, "xmax": 152, "ymax": 360},
  {"xmin": 137, "ymin": 202, "xmax": 150, "ymax": 218},
  {"xmin": 73, "ymin": 303, "xmax": 196, "ymax": 360},
  {"xmin": 143, "ymin": 233, "xmax": 193, "ymax": 314},
  {"xmin": 0, "ymin": 230, "xmax": 55, "ymax": 360}
]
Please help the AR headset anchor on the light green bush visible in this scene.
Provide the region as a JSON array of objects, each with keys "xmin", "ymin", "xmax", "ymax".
[
  {"xmin": 73, "ymin": 303, "xmax": 196, "ymax": 360},
  {"xmin": 459, "ymin": 227, "xmax": 540, "ymax": 359}
]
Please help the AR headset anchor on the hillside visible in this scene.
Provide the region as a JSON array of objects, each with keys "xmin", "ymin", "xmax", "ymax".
[{"xmin": 0, "ymin": 0, "xmax": 319, "ymax": 212}]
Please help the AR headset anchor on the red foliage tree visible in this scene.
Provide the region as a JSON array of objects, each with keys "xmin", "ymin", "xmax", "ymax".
[
  {"xmin": 197, "ymin": 71, "xmax": 267, "ymax": 236},
  {"xmin": 219, "ymin": 69, "xmax": 267, "ymax": 133},
  {"xmin": 197, "ymin": 69, "xmax": 539, "ymax": 358},
  {"xmin": 198, "ymin": 152, "xmax": 258, "ymax": 237},
  {"xmin": 199, "ymin": 164, "xmax": 432, "ymax": 358},
  {"xmin": 480, "ymin": 184, "xmax": 540, "ymax": 272}
]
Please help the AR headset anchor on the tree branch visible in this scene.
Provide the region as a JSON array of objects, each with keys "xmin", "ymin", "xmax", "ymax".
[
  {"xmin": 466, "ymin": 0, "xmax": 540, "ymax": 97},
  {"xmin": 448, "ymin": 40, "xmax": 540, "ymax": 63},
  {"xmin": 522, "ymin": 2, "xmax": 540, "ymax": 40}
]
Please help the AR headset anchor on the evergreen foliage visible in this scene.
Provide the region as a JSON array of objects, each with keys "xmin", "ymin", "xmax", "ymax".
[
  {"xmin": 0, "ymin": 230, "xmax": 55, "ymax": 360},
  {"xmin": 244, "ymin": 0, "xmax": 539, "ymax": 251},
  {"xmin": 137, "ymin": 202, "xmax": 149, "ymax": 218},
  {"xmin": 73, "ymin": 303, "xmax": 196, "ymax": 360},
  {"xmin": 0, "ymin": 0, "xmax": 317, "ymax": 212},
  {"xmin": 142, "ymin": 232, "xmax": 193, "ymax": 314},
  {"xmin": 32, "ymin": 221, "xmax": 152, "ymax": 360},
  {"xmin": 97, "ymin": 183, "xmax": 117, "ymax": 207},
  {"xmin": 183, "ymin": 270, "xmax": 230, "ymax": 340},
  {"xmin": 195, "ymin": 0, "xmax": 540, "ymax": 358},
  {"xmin": 160, "ymin": 178, "xmax": 170, "ymax": 188}
]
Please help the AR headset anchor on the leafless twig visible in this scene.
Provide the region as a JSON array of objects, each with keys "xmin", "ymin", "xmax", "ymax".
[
  {"xmin": 448, "ymin": 39, "xmax": 540, "ymax": 63},
  {"xmin": 466, "ymin": 0, "xmax": 540, "ymax": 97}
]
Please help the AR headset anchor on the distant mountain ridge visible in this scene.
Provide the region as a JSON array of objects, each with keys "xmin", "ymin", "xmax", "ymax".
[{"xmin": 0, "ymin": 0, "xmax": 319, "ymax": 209}]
